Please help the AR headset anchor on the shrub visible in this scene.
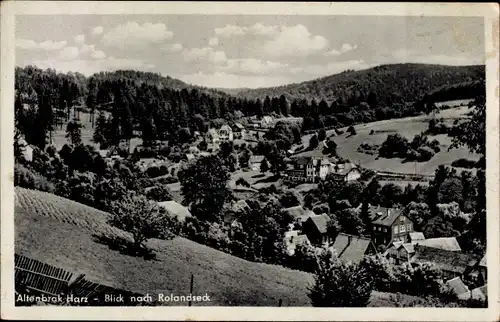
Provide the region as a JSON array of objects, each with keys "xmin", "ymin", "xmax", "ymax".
[
  {"xmin": 146, "ymin": 184, "xmax": 173, "ymax": 202},
  {"xmin": 14, "ymin": 163, "xmax": 55, "ymax": 193},
  {"xmin": 417, "ymin": 146, "xmax": 435, "ymax": 161},
  {"xmin": 158, "ymin": 145, "xmax": 171, "ymax": 157},
  {"xmin": 347, "ymin": 125, "xmax": 357, "ymax": 136},
  {"xmin": 235, "ymin": 177, "xmax": 251, "ymax": 188},
  {"xmin": 369, "ymin": 129, "xmax": 375, "ymax": 135},
  {"xmin": 451, "ymin": 158, "xmax": 477, "ymax": 169}
]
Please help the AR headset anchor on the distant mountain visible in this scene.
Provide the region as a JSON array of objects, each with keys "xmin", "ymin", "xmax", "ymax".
[{"xmin": 233, "ymin": 64, "xmax": 485, "ymax": 104}]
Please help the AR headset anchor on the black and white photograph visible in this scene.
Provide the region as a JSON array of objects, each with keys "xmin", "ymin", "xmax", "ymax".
[{"xmin": 1, "ymin": 1, "xmax": 499, "ymax": 321}]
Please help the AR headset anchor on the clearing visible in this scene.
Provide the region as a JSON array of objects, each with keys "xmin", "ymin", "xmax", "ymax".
[
  {"xmin": 295, "ymin": 106, "xmax": 480, "ymax": 176},
  {"xmin": 14, "ymin": 187, "xmax": 419, "ymax": 306}
]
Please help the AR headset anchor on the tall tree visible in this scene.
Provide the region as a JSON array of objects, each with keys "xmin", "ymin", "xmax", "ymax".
[
  {"xmin": 65, "ymin": 120, "xmax": 83, "ymax": 146},
  {"xmin": 179, "ymin": 155, "xmax": 231, "ymax": 222}
]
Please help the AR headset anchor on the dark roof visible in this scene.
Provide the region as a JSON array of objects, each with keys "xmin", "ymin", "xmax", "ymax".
[
  {"xmin": 330, "ymin": 233, "xmax": 375, "ymax": 264},
  {"xmin": 411, "ymin": 245, "xmax": 479, "ymax": 274},
  {"xmin": 233, "ymin": 123, "xmax": 245, "ymax": 130},
  {"xmin": 294, "ymin": 156, "xmax": 311, "ymax": 166},
  {"xmin": 445, "ymin": 277, "xmax": 470, "ymax": 297},
  {"xmin": 372, "ymin": 208, "xmax": 403, "ymax": 226},
  {"xmin": 306, "ymin": 214, "xmax": 330, "ymax": 234}
]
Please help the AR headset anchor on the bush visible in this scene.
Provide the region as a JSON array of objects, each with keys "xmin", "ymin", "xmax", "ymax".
[
  {"xmin": 158, "ymin": 145, "xmax": 171, "ymax": 157},
  {"xmin": 451, "ymin": 158, "xmax": 477, "ymax": 169},
  {"xmin": 146, "ymin": 184, "xmax": 173, "ymax": 202},
  {"xmin": 369, "ymin": 129, "xmax": 375, "ymax": 135},
  {"xmin": 14, "ymin": 164, "xmax": 55, "ymax": 192},
  {"xmin": 347, "ymin": 125, "xmax": 357, "ymax": 136},
  {"xmin": 235, "ymin": 177, "xmax": 251, "ymax": 188},
  {"xmin": 416, "ymin": 146, "xmax": 435, "ymax": 161}
]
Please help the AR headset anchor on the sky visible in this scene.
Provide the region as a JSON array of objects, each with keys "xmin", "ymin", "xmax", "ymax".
[{"xmin": 15, "ymin": 15, "xmax": 485, "ymax": 89}]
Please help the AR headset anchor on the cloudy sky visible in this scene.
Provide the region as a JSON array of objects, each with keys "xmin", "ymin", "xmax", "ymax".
[{"xmin": 16, "ymin": 15, "xmax": 484, "ymax": 88}]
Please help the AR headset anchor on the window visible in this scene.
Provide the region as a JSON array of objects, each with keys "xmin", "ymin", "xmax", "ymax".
[
  {"xmin": 400, "ymin": 225, "xmax": 406, "ymax": 233},
  {"xmin": 373, "ymin": 226, "xmax": 377, "ymax": 231},
  {"xmin": 407, "ymin": 224, "xmax": 412, "ymax": 231},
  {"xmin": 393, "ymin": 226, "xmax": 398, "ymax": 234}
]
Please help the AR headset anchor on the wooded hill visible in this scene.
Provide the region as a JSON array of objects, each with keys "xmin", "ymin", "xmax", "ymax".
[{"xmin": 233, "ymin": 64, "xmax": 485, "ymax": 105}]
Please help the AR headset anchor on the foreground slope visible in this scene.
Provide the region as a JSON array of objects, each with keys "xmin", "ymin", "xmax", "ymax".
[
  {"xmin": 14, "ymin": 187, "xmax": 313, "ymax": 306},
  {"xmin": 235, "ymin": 64, "xmax": 484, "ymax": 103},
  {"xmin": 14, "ymin": 187, "xmax": 421, "ymax": 306}
]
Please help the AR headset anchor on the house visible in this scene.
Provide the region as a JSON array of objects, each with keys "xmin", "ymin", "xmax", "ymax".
[
  {"xmin": 385, "ymin": 237, "xmax": 462, "ymax": 264},
  {"xmin": 232, "ymin": 123, "xmax": 246, "ymax": 140},
  {"xmin": 371, "ymin": 207, "xmax": 414, "ymax": 247},
  {"xmin": 283, "ymin": 231, "xmax": 311, "ymax": 256},
  {"xmin": 218, "ymin": 124, "xmax": 234, "ymax": 142},
  {"xmin": 329, "ymin": 163, "xmax": 362, "ymax": 182},
  {"xmin": 183, "ymin": 153, "xmax": 195, "ymax": 162},
  {"xmin": 249, "ymin": 155, "xmax": 265, "ymax": 171},
  {"xmin": 410, "ymin": 245, "xmax": 479, "ymax": 281},
  {"xmin": 282, "ymin": 206, "xmax": 316, "ymax": 226},
  {"xmin": 260, "ymin": 116, "xmax": 274, "ymax": 128},
  {"xmin": 329, "ymin": 233, "xmax": 378, "ymax": 264},
  {"xmin": 207, "ymin": 128, "xmax": 220, "ymax": 146},
  {"xmin": 302, "ymin": 214, "xmax": 332, "ymax": 246},
  {"xmin": 445, "ymin": 277, "xmax": 471, "ymax": 300},
  {"xmin": 17, "ymin": 137, "xmax": 33, "ymax": 162},
  {"xmin": 157, "ymin": 200, "xmax": 192, "ymax": 222},
  {"xmin": 468, "ymin": 255, "xmax": 487, "ymax": 285},
  {"xmin": 284, "ymin": 156, "xmax": 332, "ymax": 182}
]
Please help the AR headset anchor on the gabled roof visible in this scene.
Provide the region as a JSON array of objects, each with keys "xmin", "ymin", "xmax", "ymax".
[
  {"xmin": 409, "ymin": 232, "xmax": 426, "ymax": 242},
  {"xmin": 219, "ymin": 124, "xmax": 232, "ymax": 132},
  {"xmin": 471, "ymin": 284, "xmax": 487, "ymax": 301},
  {"xmin": 330, "ymin": 233, "xmax": 375, "ymax": 264},
  {"xmin": 372, "ymin": 208, "xmax": 403, "ymax": 226},
  {"xmin": 157, "ymin": 200, "xmax": 192, "ymax": 221},
  {"xmin": 415, "ymin": 237, "xmax": 462, "ymax": 252},
  {"xmin": 249, "ymin": 155, "xmax": 265, "ymax": 163},
  {"xmin": 306, "ymin": 214, "xmax": 330, "ymax": 234},
  {"xmin": 479, "ymin": 255, "xmax": 486, "ymax": 267},
  {"xmin": 411, "ymin": 245, "xmax": 479, "ymax": 274},
  {"xmin": 233, "ymin": 123, "xmax": 245, "ymax": 130},
  {"xmin": 445, "ymin": 277, "xmax": 470, "ymax": 297}
]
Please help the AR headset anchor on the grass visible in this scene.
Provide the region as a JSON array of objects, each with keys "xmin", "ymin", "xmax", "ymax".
[
  {"xmin": 295, "ymin": 106, "xmax": 480, "ymax": 176},
  {"xmin": 14, "ymin": 187, "xmax": 424, "ymax": 307},
  {"xmin": 230, "ymin": 170, "xmax": 282, "ymax": 190}
]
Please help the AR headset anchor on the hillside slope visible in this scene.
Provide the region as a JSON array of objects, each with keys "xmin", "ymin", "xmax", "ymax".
[
  {"xmin": 234, "ymin": 64, "xmax": 485, "ymax": 104},
  {"xmin": 14, "ymin": 187, "xmax": 313, "ymax": 306},
  {"xmin": 14, "ymin": 187, "xmax": 424, "ymax": 306}
]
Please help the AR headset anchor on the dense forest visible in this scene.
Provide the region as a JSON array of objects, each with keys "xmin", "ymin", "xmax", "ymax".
[
  {"xmin": 15, "ymin": 63, "xmax": 485, "ymax": 152},
  {"xmin": 234, "ymin": 64, "xmax": 485, "ymax": 104}
]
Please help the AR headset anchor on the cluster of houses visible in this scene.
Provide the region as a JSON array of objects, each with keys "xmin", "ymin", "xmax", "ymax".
[
  {"xmin": 282, "ymin": 204, "xmax": 488, "ymax": 302},
  {"xmin": 248, "ymin": 151, "xmax": 362, "ymax": 183}
]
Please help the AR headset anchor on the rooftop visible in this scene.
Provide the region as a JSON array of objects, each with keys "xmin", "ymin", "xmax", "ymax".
[
  {"xmin": 445, "ymin": 277, "xmax": 470, "ymax": 297},
  {"xmin": 411, "ymin": 245, "xmax": 479, "ymax": 274},
  {"xmin": 372, "ymin": 208, "xmax": 403, "ymax": 226},
  {"xmin": 330, "ymin": 233, "xmax": 375, "ymax": 264},
  {"xmin": 249, "ymin": 155, "xmax": 265, "ymax": 163},
  {"xmin": 157, "ymin": 200, "xmax": 192, "ymax": 221},
  {"xmin": 307, "ymin": 214, "xmax": 330, "ymax": 234},
  {"xmin": 282, "ymin": 206, "xmax": 316, "ymax": 222}
]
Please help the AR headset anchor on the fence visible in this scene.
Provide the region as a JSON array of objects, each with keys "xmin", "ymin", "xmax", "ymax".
[{"xmin": 14, "ymin": 253, "xmax": 155, "ymax": 306}]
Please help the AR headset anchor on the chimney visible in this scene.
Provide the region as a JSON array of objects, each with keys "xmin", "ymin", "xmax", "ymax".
[{"xmin": 387, "ymin": 209, "xmax": 391, "ymax": 217}]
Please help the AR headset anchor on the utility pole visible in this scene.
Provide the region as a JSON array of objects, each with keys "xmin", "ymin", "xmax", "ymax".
[{"xmin": 188, "ymin": 273, "xmax": 194, "ymax": 307}]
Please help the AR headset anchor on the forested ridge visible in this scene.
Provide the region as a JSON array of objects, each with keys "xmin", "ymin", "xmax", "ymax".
[
  {"xmin": 234, "ymin": 64, "xmax": 485, "ymax": 104},
  {"xmin": 15, "ymin": 63, "xmax": 485, "ymax": 152}
]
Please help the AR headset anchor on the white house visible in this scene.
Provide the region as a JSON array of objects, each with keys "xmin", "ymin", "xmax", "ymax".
[
  {"xmin": 260, "ymin": 116, "xmax": 274, "ymax": 128},
  {"xmin": 218, "ymin": 124, "xmax": 234, "ymax": 142}
]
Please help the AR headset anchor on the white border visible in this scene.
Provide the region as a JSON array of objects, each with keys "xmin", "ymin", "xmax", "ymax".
[{"xmin": 1, "ymin": 2, "xmax": 499, "ymax": 321}]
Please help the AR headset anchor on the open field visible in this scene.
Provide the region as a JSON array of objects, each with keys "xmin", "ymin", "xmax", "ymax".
[
  {"xmin": 14, "ymin": 187, "xmax": 424, "ymax": 307},
  {"xmin": 295, "ymin": 106, "xmax": 480, "ymax": 176}
]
